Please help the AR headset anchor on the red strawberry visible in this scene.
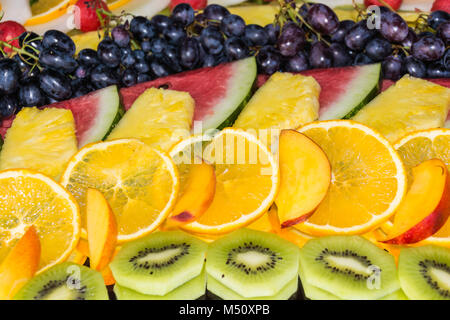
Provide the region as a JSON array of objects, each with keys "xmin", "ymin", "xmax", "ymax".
[
  {"xmin": 74, "ymin": 0, "xmax": 110, "ymax": 33},
  {"xmin": 364, "ymin": 0, "xmax": 403, "ymax": 11},
  {"xmin": 0, "ymin": 21, "xmax": 26, "ymax": 54},
  {"xmin": 431, "ymin": 0, "xmax": 450, "ymax": 13},
  {"xmin": 170, "ymin": 0, "xmax": 207, "ymax": 11}
]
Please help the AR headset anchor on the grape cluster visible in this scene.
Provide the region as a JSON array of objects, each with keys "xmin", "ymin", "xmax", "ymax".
[{"xmin": 0, "ymin": 2, "xmax": 449, "ymax": 121}]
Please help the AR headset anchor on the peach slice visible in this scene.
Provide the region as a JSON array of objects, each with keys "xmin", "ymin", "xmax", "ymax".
[
  {"xmin": 0, "ymin": 226, "xmax": 40, "ymax": 299},
  {"xmin": 275, "ymin": 129, "xmax": 331, "ymax": 228},
  {"xmin": 167, "ymin": 161, "xmax": 216, "ymax": 226},
  {"xmin": 86, "ymin": 188, "xmax": 118, "ymax": 271},
  {"xmin": 382, "ymin": 159, "xmax": 450, "ymax": 245}
]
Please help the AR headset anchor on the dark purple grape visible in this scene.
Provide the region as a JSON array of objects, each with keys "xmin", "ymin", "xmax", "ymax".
[
  {"xmin": 39, "ymin": 47, "xmax": 78, "ymax": 73},
  {"xmin": 73, "ymin": 64, "xmax": 91, "ymax": 79},
  {"xmin": 73, "ymin": 81, "xmax": 94, "ymax": 98},
  {"xmin": 380, "ymin": 11, "xmax": 409, "ymax": 43},
  {"xmin": 134, "ymin": 60, "xmax": 150, "ymax": 74},
  {"xmin": 244, "ymin": 24, "xmax": 268, "ymax": 47},
  {"xmin": 224, "ymin": 37, "xmax": 249, "ymax": 60},
  {"xmin": 78, "ymin": 48, "xmax": 100, "ymax": 66},
  {"xmin": 344, "ymin": 20, "xmax": 375, "ymax": 51},
  {"xmin": 299, "ymin": 3, "xmax": 310, "ymax": 19},
  {"xmin": 365, "ymin": 38, "xmax": 392, "ymax": 62},
  {"xmin": 112, "ymin": 25, "xmax": 131, "ymax": 48},
  {"xmin": 382, "ymin": 55, "xmax": 404, "ymax": 80},
  {"xmin": 19, "ymin": 31, "xmax": 41, "ymax": 50},
  {"xmin": 149, "ymin": 38, "xmax": 168, "ymax": 55},
  {"xmin": 256, "ymin": 46, "xmax": 281, "ymax": 75},
  {"xmin": 130, "ymin": 16, "xmax": 156, "ymax": 41},
  {"xmin": 133, "ymin": 49, "xmax": 146, "ymax": 61},
  {"xmin": 151, "ymin": 15, "xmax": 172, "ymax": 33},
  {"xmin": 204, "ymin": 4, "xmax": 230, "ymax": 22},
  {"xmin": 0, "ymin": 58, "xmax": 20, "ymax": 94},
  {"xmin": 331, "ymin": 20, "xmax": 355, "ymax": 43},
  {"xmin": 150, "ymin": 60, "xmax": 170, "ymax": 78},
  {"xmin": 180, "ymin": 38, "xmax": 200, "ymax": 69},
  {"xmin": 329, "ymin": 43, "xmax": 352, "ymax": 67},
  {"xmin": 90, "ymin": 64, "xmax": 119, "ymax": 89},
  {"xmin": 284, "ymin": 51, "xmax": 309, "ymax": 72},
  {"xmin": 307, "ymin": 3, "xmax": 339, "ymax": 35},
  {"xmin": 200, "ymin": 26, "xmax": 224, "ymax": 55},
  {"xmin": 12, "ymin": 54, "xmax": 30, "ymax": 80},
  {"xmin": 39, "ymin": 69, "xmax": 72, "ymax": 100},
  {"xmin": 401, "ymin": 28, "xmax": 418, "ymax": 48},
  {"xmin": 264, "ymin": 24, "xmax": 280, "ymax": 45},
  {"xmin": 443, "ymin": 49, "xmax": 449, "ymax": 70},
  {"xmin": 437, "ymin": 22, "xmax": 450, "ymax": 45},
  {"xmin": 427, "ymin": 61, "xmax": 450, "ymax": 78},
  {"xmin": 221, "ymin": 14, "xmax": 245, "ymax": 37},
  {"xmin": 97, "ymin": 39, "xmax": 121, "ymax": 68},
  {"xmin": 202, "ymin": 54, "xmax": 216, "ymax": 67},
  {"xmin": 140, "ymin": 40, "xmax": 151, "ymax": 53},
  {"xmin": 42, "ymin": 30, "xmax": 75, "ymax": 55},
  {"xmin": 404, "ymin": 56, "xmax": 426, "ymax": 78},
  {"xmin": 277, "ymin": 22, "xmax": 306, "ymax": 57},
  {"xmin": 427, "ymin": 10, "xmax": 449, "ymax": 30},
  {"xmin": 353, "ymin": 52, "xmax": 374, "ymax": 65},
  {"xmin": 419, "ymin": 31, "xmax": 435, "ymax": 38},
  {"xmin": 412, "ymin": 35, "xmax": 445, "ymax": 62},
  {"xmin": 171, "ymin": 3, "xmax": 195, "ymax": 27},
  {"xmin": 0, "ymin": 95, "xmax": 17, "ymax": 118},
  {"xmin": 121, "ymin": 68, "xmax": 137, "ymax": 87},
  {"xmin": 137, "ymin": 73, "xmax": 152, "ymax": 83},
  {"xmin": 19, "ymin": 81, "xmax": 44, "ymax": 107},
  {"xmin": 309, "ymin": 41, "xmax": 333, "ymax": 69},
  {"xmin": 162, "ymin": 45, "xmax": 182, "ymax": 73},
  {"xmin": 163, "ymin": 24, "xmax": 187, "ymax": 45},
  {"xmin": 121, "ymin": 47, "xmax": 136, "ymax": 67}
]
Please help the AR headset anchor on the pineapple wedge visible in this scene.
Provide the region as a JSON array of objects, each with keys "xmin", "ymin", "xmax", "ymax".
[
  {"xmin": 353, "ymin": 76, "xmax": 450, "ymax": 143},
  {"xmin": 0, "ymin": 107, "xmax": 78, "ymax": 180},
  {"xmin": 233, "ymin": 72, "xmax": 320, "ymax": 132},
  {"xmin": 107, "ymin": 88, "xmax": 194, "ymax": 151}
]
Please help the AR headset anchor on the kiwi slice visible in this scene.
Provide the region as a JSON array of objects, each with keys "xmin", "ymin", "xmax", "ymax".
[
  {"xmin": 399, "ymin": 245, "xmax": 450, "ymax": 300},
  {"xmin": 110, "ymin": 230, "xmax": 207, "ymax": 296},
  {"xmin": 207, "ymin": 275, "xmax": 298, "ymax": 300},
  {"xmin": 14, "ymin": 262, "xmax": 108, "ymax": 300},
  {"xmin": 380, "ymin": 290, "xmax": 408, "ymax": 300},
  {"xmin": 206, "ymin": 228, "xmax": 299, "ymax": 298},
  {"xmin": 114, "ymin": 269, "xmax": 206, "ymax": 300},
  {"xmin": 299, "ymin": 235, "xmax": 399, "ymax": 300}
]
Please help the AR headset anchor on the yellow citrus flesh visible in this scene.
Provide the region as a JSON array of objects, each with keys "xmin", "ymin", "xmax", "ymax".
[
  {"xmin": 27, "ymin": 0, "xmax": 76, "ymax": 25},
  {"xmin": 295, "ymin": 120, "xmax": 407, "ymax": 236},
  {"xmin": 394, "ymin": 129, "xmax": 450, "ymax": 246},
  {"xmin": 60, "ymin": 139, "xmax": 179, "ymax": 242},
  {"xmin": 169, "ymin": 128, "xmax": 279, "ymax": 234},
  {"xmin": 0, "ymin": 170, "xmax": 80, "ymax": 273},
  {"xmin": 72, "ymin": 30, "xmax": 105, "ymax": 55}
]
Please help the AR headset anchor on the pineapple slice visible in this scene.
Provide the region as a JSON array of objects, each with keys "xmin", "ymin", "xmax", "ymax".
[
  {"xmin": 0, "ymin": 107, "xmax": 78, "ymax": 180},
  {"xmin": 107, "ymin": 88, "xmax": 194, "ymax": 151},
  {"xmin": 233, "ymin": 72, "xmax": 320, "ymax": 137},
  {"xmin": 353, "ymin": 76, "xmax": 450, "ymax": 143}
]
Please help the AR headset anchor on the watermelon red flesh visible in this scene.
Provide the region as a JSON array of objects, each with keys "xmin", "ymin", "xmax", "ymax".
[
  {"xmin": 0, "ymin": 86, "xmax": 121, "ymax": 147},
  {"xmin": 120, "ymin": 57, "xmax": 257, "ymax": 130}
]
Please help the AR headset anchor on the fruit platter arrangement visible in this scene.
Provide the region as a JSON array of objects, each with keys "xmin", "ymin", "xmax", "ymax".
[{"xmin": 0, "ymin": 0, "xmax": 449, "ymax": 301}]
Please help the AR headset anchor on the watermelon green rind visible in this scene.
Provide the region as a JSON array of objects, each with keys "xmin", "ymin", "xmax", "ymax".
[
  {"xmin": 321, "ymin": 63, "xmax": 381, "ymax": 120},
  {"xmin": 202, "ymin": 57, "xmax": 257, "ymax": 130}
]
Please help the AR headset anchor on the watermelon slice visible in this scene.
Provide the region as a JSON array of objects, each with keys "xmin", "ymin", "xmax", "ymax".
[
  {"xmin": 257, "ymin": 63, "xmax": 382, "ymax": 120},
  {"xmin": 0, "ymin": 85, "xmax": 123, "ymax": 148},
  {"xmin": 120, "ymin": 57, "xmax": 257, "ymax": 130}
]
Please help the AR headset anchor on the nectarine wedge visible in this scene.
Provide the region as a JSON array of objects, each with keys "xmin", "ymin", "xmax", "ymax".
[
  {"xmin": 167, "ymin": 161, "xmax": 216, "ymax": 226},
  {"xmin": 0, "ymin": 226, "xmax": 40, "ymax": 299},
  {"xmin": 87, "ymin": 188, "xmax": 118, "ymax": 271},
  {"xmin": 383, "ymin": 159, "xmax": 450, "ymax": 245},
  {"xmin": 275, "ymin": 130, "xmax": 331, "ymax": 228}
]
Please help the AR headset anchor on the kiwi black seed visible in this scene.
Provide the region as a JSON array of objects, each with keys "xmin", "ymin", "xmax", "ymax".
[
  {"xmin": 13, "ymin": 262, "xmax": 108, "ymax": 300},
  {"xmin": 299, "ymin": 235, "xmax": 399, "ymax": 300},
  {"xmin": 206, "ymin": 228, "xmax": 299, "ymax": 299},
  {"xmin": 109, "ymin": 230, "xmax": 207, "ymax": 296},
  {"xmin": 399, "ymin": 245, "xmax": 450, "ymax": 300}
]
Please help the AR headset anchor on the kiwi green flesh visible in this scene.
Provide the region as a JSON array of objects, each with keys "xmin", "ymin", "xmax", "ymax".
[
  {"xmin": 299, "ymin": 235, "xmax": 399, "ymax": 300},
  {"xmin": 114, "ymin": 269, "xmax": 206, "ymax": 300},
  {"xmin": 206, "ymin": 228, "xmax": 299, "ymax": 298},
  {"xmin": 110, "ymin": 231, "xmax": 207, "ymax": 296},
  {"xmin": 399, "ymin": 245, "xmax": 450, "ymax": 300},
  {"xmin": 14, "ymin": 262, "xmax": 108, "ymax": 300},
  {"xmin": 207, "ymin": 274, "xmax": 298, "ymax": 300}
]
